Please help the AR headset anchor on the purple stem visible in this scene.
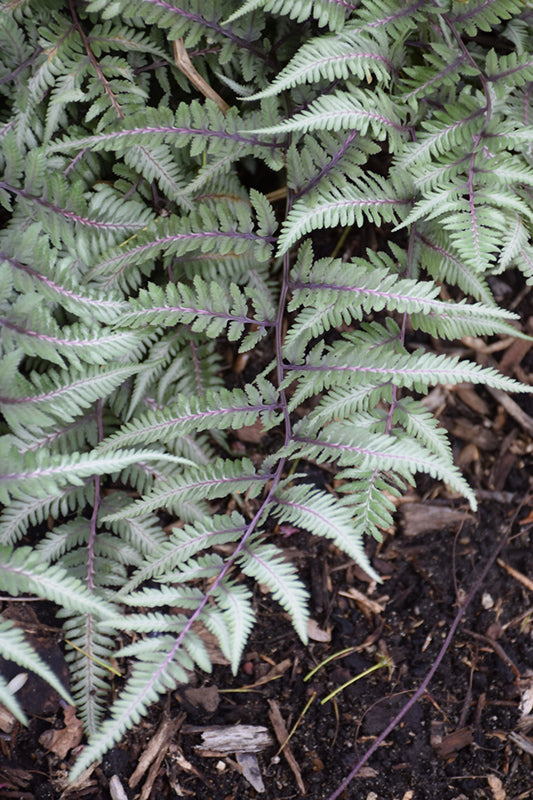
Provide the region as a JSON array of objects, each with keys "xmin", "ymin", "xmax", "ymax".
[
  {"xmin": 87, "ymin": 399, "xmax": 104, "ymax": 590},
  {"xmin": 98, "ymin": 191, "xmax": 297, "ymax": 741},
  {"xmin": 0, "ymin": 182, "xmax": 144, "ymax": 231},
  {"xmin": 442, "ymin": 13, "xmax": 492, "ymax": 269}
]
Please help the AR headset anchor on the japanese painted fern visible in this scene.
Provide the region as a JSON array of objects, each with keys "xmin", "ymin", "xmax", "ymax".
[{"xmin": 0, "ymin": 0, "xmax": 532, "ymax": 777}]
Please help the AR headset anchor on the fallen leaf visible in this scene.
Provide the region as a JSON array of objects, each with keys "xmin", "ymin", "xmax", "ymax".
[
  {"xmin": 236, "ymin": 752, "xmax": 265, "ymax": 793},
  {"xmin": 436, "ymin": 727, "xmax": 474, "ymax": 758},
  {"xmin": 518, "ymin": 671, "xmax": 533, "ymax": 717},
  {"xmin": 39, "ymin": 705, "xmax": 83, "ymax": 759},
  {"xmin": 307, "ymin": 619, "xmax": 331, "ymax": 643},
  {"xmin": 232, "ymin": 420, "xmax": 265, "ymax": 443},
  {"xmin": 183, "ymin": 685, "xmax": 220, "ymax": 713}
]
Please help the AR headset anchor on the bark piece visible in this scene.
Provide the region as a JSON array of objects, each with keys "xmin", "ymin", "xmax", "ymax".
[
  {"xmin": 129, "ymin": 713, "xmax": 185, "ymax": 789},
  {"xmin": 188, "ymin": 724, "xmax": 273, "ymax": 755},
  {"xmin": 436, "ymin": 727, "xmax": 474, "ymax": 757},
  {"xmin": 109, "ymin": 775, "xmax": 128, "ymax": 800},
  {"xmin": 268, "ymin": 700, "xmax": 306, "ymax": 795},
  {"xmin": 401, "ymin": 503, "xmax": 473, "ymax": 537}
]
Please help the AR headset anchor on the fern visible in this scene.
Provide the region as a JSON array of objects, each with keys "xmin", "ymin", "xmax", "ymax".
[{"xmin": 0, "ymin": 0, "xmax": 532, "ymax": 779}]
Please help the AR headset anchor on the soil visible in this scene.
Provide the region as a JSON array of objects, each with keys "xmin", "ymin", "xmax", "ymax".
[{"xmin": 1, "ymin": 275, "xmax": 533, "ymax": 800}]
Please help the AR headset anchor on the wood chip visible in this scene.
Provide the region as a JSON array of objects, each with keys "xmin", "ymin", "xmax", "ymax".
[
  {"xmin": 455, "ymin": 384, "xmax": 490, "ymax": 416},
  {"xmin": 497, "ymin": 558, "xmax": 533, "ymax": 592},
  {"xmin": 448, "ymin": 419, "xmax": 499, "ymax": 450},
  {"xmin": 487, "ymin": 774, "xmax": 506, "ymax": 800},
  {"xmin": 268, "ymin": 699, "xmax": 306, "ymax": 795},
  {"xmin": 129, "ymin": 713, "xmax": 185, "ymax": 789},
  {"xmin": 509, "ymin": 731, "xmax": 533, "ymax": 756},
  {"xmin": 400, "ymin": 503, "xmax": 474, "ymax": 537},
  {"xmin": 187, "ymin": 724, "xmax": 273, "ymax": 755},
  {"xmin": 436, "ymin": 726, "xmax": 474, "ymax": 757},
  {"xmin": 485, "ymin": 386, "xmax": 533, "ymax": 437},
  {"xmin": 58, "ymin": 763, "xmax": 98, "ymax": 799},
  {"xmin": 498, "ymin": 318, "xmax": 533, "ymax": 375},
  {"xmin": 338, "ymin": 587, "xmax": 385, "ymax": 614},
  {"xmin": 109, "ymin": 775, "xmax": 129, "ymax": 800}
]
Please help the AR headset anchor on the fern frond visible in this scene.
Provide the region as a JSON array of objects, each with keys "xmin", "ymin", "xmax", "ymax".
[
  {"xmin": 290, "ymin": 423, "xmax": 476, "ymax": 507},
  {"xmin": 69, "ymin": 648, "xmax": 199, "ymax": 780},
  {"xmin": 0, "ymin": 545, "xmax": 117, "ymax": 619},
  {"xmin": 251, "ymin": 87, "xmax": 404, "ymax": 150},
  {"xmin": 225, "ymin": 0, "xmax": 350, "ymax": 31},
  {"xmin": 0, "ymin": 486, "xmax": 89, "ymax": 546},
  {"xmin": 102, "ymin": 458, "xmax": 269, "ymax": 520},
  {"xmin": 0, "ymin": 309, "xmax": 148, "ymax": 368},
  {"xmin": 451, "ymin": 0, "xmax": 525, "ymax": 37},
  {"xmin": 0, "ymin": 618, "xmax": 73, "ymax": 723},
  {"xmin": 246, "ymin": 30, "xmax": 395, "ymax": 101},
  {"xmin": 277, "ymin": 173, "xmax": 409, "ymax": 255},
  {"xmin": 99, "ymin": 498, "xmax": 168, "ymax": 557},
  {"xmin": 238, "ymin": 540, "xmax": 309, "ymax": 642},
  {"xmin": 337, "ymin": 469, "xmax": 400, "ymax": 542},
  {"xmin": 61, "ymin": 612, "xmax": 117, "ymax": 735},
  {"xmin": 392, "ymin": 399, "xmax": 453, "ymax": 463},
  {"xmin": 0, "ymin": 363, "xmax": 139, "ymax": 431},
  {"xmin": 284, "ymin": 341, "xmax": 530, "ymax": 396},
  {"xmin": 211, "ymin": 579, "xmax": 255, "ymax": 672},
  {"xmin": 118, "ymin": 512, "xmax": 247, "ymax": 594},
  {"xmin": 0, "ymin": 442, "xmax": 196, "ymax": 503},
  {"xmin": 87, "ymin": 207, "xmax": 273, "ymax": 289},
  {"xmin": 99, "ymin": 381, "xmax": 279, "ymax": 452},
  {"xmin": 116, "ymin": 277, "xmax": 275, "ymax": 345},
  {"xmin": 272, "ymin": 484, "xmax": 381, "ymax": 581}
]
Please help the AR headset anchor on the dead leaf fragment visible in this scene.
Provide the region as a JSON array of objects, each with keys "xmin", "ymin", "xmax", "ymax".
[
  {"xmin": 518, "ymin": 671, "xmax": 533, "ymax": 717},
  {"xmin": 39, "ymin": 705, "xmax": 83, "ymax": 759},
  {"xmin": 338, "ymin": 587, "xmax": 385, "ymax": 614},
  {"xmin": 487, "ymin": 774, "xmax": 506, "ymax": 800},
  {"xmin": 436, "ymin": 727, "xmax": 474, "ymax": 758},
  {"xmin": 236, "ymin": 752, "xmax": 265, "ymax": 793},
  {"xmin": 232, "ymin": 420, "xmax": 265, "ymax": 443},
  {"xmin": 307, "ymin": 618, "xmax": 332, "ymax": 643},
  {"xmin": 0, "ymin": 703, "xmax": 17, "ymax": 733},
  {"xmin": 183, "ymin": 685, "xmax": 220, "ymax": 713}
]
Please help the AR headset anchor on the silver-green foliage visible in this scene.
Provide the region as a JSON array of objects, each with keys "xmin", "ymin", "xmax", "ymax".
[{"xmin": 0, "ymin": 0, "xmax": 532, "ymax": 779}]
